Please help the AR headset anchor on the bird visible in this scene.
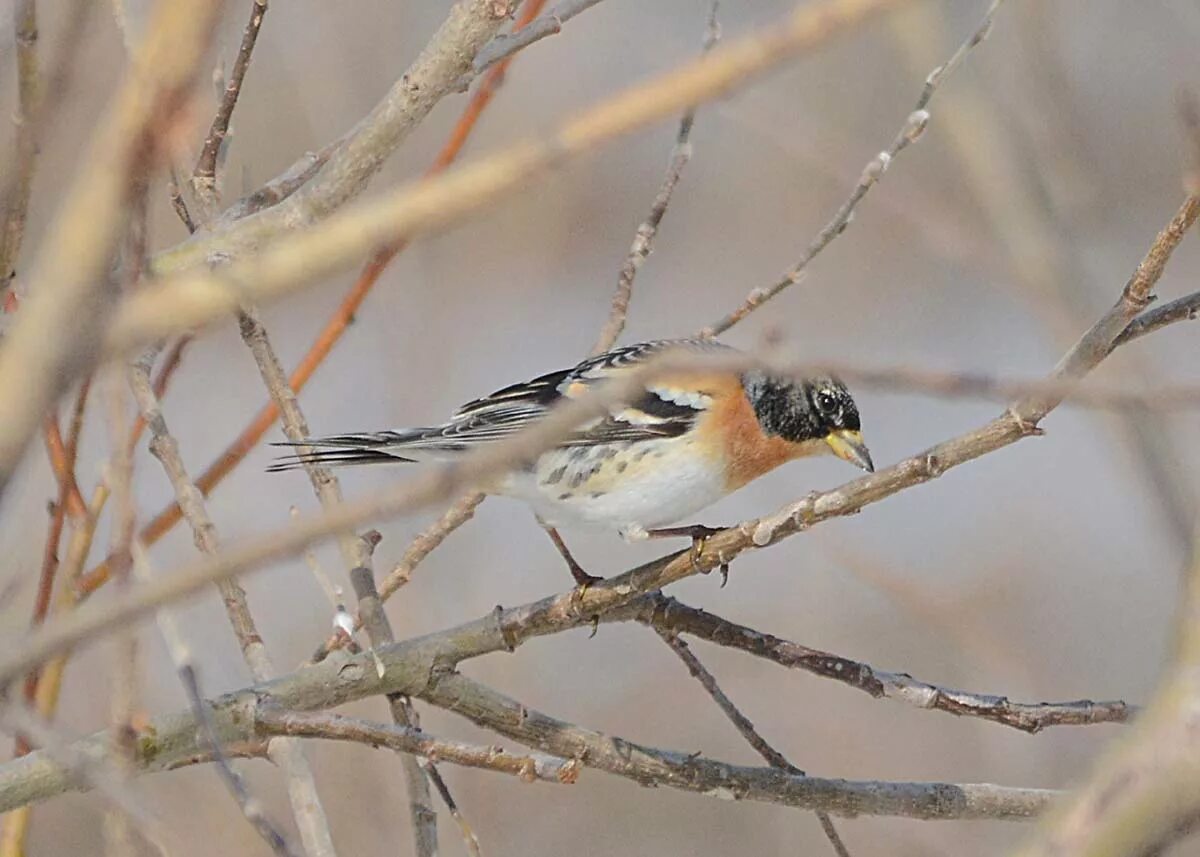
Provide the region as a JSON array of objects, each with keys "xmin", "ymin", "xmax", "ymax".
[{"xmin": 268, "ymin": 338, "xmax": 873, "ymax": 585}]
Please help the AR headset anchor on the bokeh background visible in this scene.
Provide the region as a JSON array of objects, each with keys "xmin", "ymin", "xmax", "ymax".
[{"xmin": 3, "ymin": 0, "xmax": 1200, "ymax": 853}]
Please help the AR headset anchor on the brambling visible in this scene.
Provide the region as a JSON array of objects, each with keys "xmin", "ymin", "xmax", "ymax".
[{"xmin": 270, "ymin": 338, "xmax": 872, "ymax": 584}]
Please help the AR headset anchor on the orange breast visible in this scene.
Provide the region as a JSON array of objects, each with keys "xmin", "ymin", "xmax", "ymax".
[{"xmin": 695, "ymin": 378, "xmax": 821, "ymax": 491}]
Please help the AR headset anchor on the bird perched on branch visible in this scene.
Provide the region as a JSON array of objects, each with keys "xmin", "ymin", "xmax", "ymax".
[{"xmin": 269, "ymin": 338, "xmax": 872, "ymax": 585}]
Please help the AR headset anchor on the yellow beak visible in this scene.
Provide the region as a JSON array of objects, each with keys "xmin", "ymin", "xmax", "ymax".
[{"xmin": 824, "ymin": 429, "xmax": 874, "ymax": 473}]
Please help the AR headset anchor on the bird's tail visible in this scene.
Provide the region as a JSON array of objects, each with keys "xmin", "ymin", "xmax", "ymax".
[{"xmin": 266, "ymin": 429, "xmax": 441, "ymax": 473}]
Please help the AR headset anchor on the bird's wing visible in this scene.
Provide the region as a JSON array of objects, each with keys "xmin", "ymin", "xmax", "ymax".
[{"xmin": 269, "ymin": 339, "xmax": 734, "ymax": 471}]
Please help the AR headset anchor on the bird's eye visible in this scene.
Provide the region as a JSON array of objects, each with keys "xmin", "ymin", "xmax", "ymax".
[{"xmin": 815, "ymin": 389, "xmax": 838, "ymax": 415}]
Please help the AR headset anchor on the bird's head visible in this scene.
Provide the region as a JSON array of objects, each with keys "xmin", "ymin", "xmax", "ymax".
[{"xmin": 742, "ymin": 370, "xmax": 873, "ymax": 473}]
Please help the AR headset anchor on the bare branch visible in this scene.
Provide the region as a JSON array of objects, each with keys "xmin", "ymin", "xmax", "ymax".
[
  {"xmin": 425, "ymin": 672, "xmax": 1051, "ymax": 820},
  {"xmin": 0, "ymin": 666, "xmax": 1051, "ymax": 822},
  {"xmin": 656, "ymin": 629, "xmax": 851, "ymax": 856},
  {"xmin": 470, "ymin": 0, "xmax": 606, "ymax": 77},
  {"xmin": 193, "ymin": 0, "xmax": 270, "ymax": 215},
  {"xmin": 637, "ymin": 596, "xmax": 1133, "ymax": 733},
  {"xmin": 108, "ymin": 0, "xmax": 918, "ymax": 358},
  {"xmin": 159, "ymin": 0, "xmax": 521, "ymax": 269},
  {"xmin": 132, "ymin": 542, "xmax": 295, "ymax": 857},
  {"xmin": 0, "ymin": 0, "xmax": 229, "ymax": 502},
  {"xmin": 703, "ymin": 0, "xmax": 1005, "ymax": 337},
  {"xmin": 257, "ymin": 709, "xmax": 578, "ymax": 785},
  {"xmin": 127, "ymin": 354, "xmax": 339, "ymax": 857},
  {"xmin": 1111, "ymin": 289, "xmax": 1200, "ymax": 349},
  {"xmin": 348, "ymin": 564, "xmax": 439, "ymax": 857}
]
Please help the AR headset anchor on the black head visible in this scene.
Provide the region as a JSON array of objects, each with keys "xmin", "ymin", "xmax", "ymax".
[{"xmin": 742, "ymin": 370, "xmax": 873, "ymax": 472}]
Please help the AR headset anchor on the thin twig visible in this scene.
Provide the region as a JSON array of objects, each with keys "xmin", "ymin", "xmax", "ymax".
[
  {"xmin": 656, "ymin": 629, "xmax": 852, "ymax": 857},
  {"xmin": 379, "ymin": 493, "xmax": 487, "ymax": 601},
  {"xmin": 702, "ymin": 0, "xmax": 1005, "ymax": 337},
  {"xmin": 1111, "ymin": 289, "xmax": 1200, "ymax": 349},
  {"xmin": 470, "ymin": 0, "xmax": 606, "ymax": 77},
  {"xmin": 591, "ymin": 1, "xmax": 719, "ymax": 355},
  {"xmin": 257, "ymin": 709, "xmax": 578, "ymax": 785},
  {"xmin": 127, "ymin": 353, "xmax": 338, "ymax": 857},
  {"xmin": 193, "ymin": 0, "xmax": 269, "ymax": 216},
  {"xmin": 130, "ymin": 540, "xmax": 295, "ymax": 856},
  {"xmin": 637, "ymin": 596, "xmax": 1133, "ymax": 733}
]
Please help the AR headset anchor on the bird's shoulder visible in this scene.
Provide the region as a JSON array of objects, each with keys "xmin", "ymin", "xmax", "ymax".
[{"xmin": 450, "ymin": 339, "xmax": 745, "ymax": 445}]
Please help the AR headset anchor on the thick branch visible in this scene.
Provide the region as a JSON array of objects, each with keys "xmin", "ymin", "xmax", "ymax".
[
  {"xmin": 0, "ymin": 668, "xmax": 1051, "ymax": 822},
  {"xmin": 105, "ymin": 0, "xmax": 915, "ymax": 358},
  {"xmin": 425, "ymin": 672, "xmax": 1051, "ymax": 820},
  {"xmin": 157, "ymin": 0, "xmax": 519, "ymax": 272}
]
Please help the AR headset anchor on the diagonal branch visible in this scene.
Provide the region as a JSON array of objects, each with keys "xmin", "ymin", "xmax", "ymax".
[
  {"xmin": 0, "ymin": 0, "xmax": 229, "ymax": 502},
  {"xmin": 590, "ymin": 0, "xmax": 720, "ymax": 355},
  {"xmin": 108, "ymin": 0, "xmax": 917, "ymax": 356},
  {"xmin": 703, "ymin": 0, "xmax": 1006, "ymax": 337},
  {"xmin": 656, "ymin": 629, "xmax": 852, "ymax": 856},
  {"xmin": 193, "ymin": 0, "xmax": 269, "ymax": 216},
  {"xmin": 128, "ymin": 354, "xmax": 338, "ymax": 857},
  {"xmin": 635, "ymin": 595, "xmax": 1133, "ymax": 733}
]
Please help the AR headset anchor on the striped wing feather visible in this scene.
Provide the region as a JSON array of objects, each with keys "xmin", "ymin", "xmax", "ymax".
[{"xmin": 269, "ymin": 339, "xmax": 731, "ymax": 471}]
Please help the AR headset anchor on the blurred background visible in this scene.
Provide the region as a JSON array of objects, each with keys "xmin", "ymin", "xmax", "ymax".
[{"xmin": 3, "ymin": 0, "xmax": 1200, "ymax": 853}]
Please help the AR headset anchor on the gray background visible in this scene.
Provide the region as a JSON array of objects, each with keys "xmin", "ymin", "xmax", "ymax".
[{"xmin": 2, "ymin": 0, "xmax": 1200, "ymax": 853}]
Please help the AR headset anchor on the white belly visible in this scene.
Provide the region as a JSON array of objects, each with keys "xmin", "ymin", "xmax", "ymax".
[{"xmin": 496, "ymin": 439, "xmax": 727, "ymax": 536}]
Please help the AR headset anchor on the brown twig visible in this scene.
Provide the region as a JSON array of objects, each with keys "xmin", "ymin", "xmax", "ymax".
[
  {"xmin": 193, "ymin": 0, "xmax": 269, "ymax": 216},
  {"xmin": 656, "ymin": 629, "xmax": 851, "ymax": 857},
  {"xmin": 378, "ymin": 493, "xmax": 487, "ymax": 601},
  {"xmin": 12, "ymin": 380, "xmax": 89, "ymax": 766},
  {"xmin": 702, "ymin": 0, "xmax": 1004, "ymax": 337},
  {"xmin": 590, "ymin": 1, "xmax": 719, "ymax": 356}
]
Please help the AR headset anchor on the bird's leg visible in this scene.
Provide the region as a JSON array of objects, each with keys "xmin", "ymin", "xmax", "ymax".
[
  {"xmin": 645, "ymin": 524, "xmax": 730, "ymax": 585},
  {"xmin": 539, "ymin": 522, "xmax": 602, "ymax": 636},
  {"xmin": 540, "ymin": 523, "xmax": 603, "ymax": 587}
]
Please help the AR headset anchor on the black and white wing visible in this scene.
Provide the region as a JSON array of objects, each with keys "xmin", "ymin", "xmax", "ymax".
[{"xmin": 268, "ymin": 338, "xmax": 730, "ymax": 471}]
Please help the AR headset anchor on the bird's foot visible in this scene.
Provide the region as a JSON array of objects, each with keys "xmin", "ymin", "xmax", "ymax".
[{"xmin": 645, "ymin": 524, "xmax": 730, "ymax": 584}]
